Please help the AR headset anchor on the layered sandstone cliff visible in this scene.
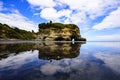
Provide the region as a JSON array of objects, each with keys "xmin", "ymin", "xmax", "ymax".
[{"xmin": 37, "ymin": 22, "xmax": 86, "ymax": 41}]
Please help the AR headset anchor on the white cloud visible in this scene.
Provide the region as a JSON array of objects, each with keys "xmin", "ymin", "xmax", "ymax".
[
  {"xmin": 70, "ymin": 11, "xmax": 87, "ymax": 24},
  {"xmin": 93, "ymin": 7, "xmax": 120, "ymax": 30},
  {"xmin": 40, "ymin": 7, "xmax": 86, "ymax": 24},
  {"xmin": 27, "ymin": 0, "xmax": 56, "ymax": 8},
  {"xmin": 27, "ymin": 0, "xmax": 120, "ymax": 26},
  {"xmin": 40, "ymin": 8, "xmax": 58, "ymax": 21},
  {"xmin": 58, "ymin": 0, "xmax": 120, "ymax": 19},
  {"xmin": 90, "ymin": 34, "xmax": 120, "ymax": 41},
  {"xmin": 0, "ymin": 9, "xmax": 38, "ymax": 32},
  {"xmin": 40, "ymin": 7, "xmax": 72, "ymax": 22},
  {"xmin": 57, "ymin": 9, "xmax": 72, "ymax": 18}
]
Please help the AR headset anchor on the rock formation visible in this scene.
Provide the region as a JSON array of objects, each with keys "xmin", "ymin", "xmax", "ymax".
[{"xmin": 37, "ymin": 22, "xmax": 86, "ymax": 41}]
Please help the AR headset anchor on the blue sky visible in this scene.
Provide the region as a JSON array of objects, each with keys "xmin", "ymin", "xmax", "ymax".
[{"xmin": 0, "ymin": 0, "xmax": 120, "ymax": 41}]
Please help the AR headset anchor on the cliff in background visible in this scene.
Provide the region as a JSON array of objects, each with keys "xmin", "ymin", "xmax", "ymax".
[
  {"xmin": 0, "ymin": 23, "xmax": 36, "ymax": 40},
  {"xmin": 37, "ymin": 21, "xmax": 86, "ymax": 41}
]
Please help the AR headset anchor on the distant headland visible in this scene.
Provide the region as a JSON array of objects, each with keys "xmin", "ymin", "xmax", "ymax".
[{"xmin": 0, "ymin": 21, "xmax": 86, "ymax": 41}]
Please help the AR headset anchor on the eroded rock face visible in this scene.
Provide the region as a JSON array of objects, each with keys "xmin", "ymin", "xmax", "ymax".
[{"xmin": 37, "ymin": 23, "xmax": 86, "ymax": 41}]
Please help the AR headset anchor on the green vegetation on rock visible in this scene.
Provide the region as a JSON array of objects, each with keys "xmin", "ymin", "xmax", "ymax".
[
  {"xmin": 39, "ymin": 21, "xmax": 78, "ymax": 30},
  {"xmin": 0, "ymin": 23, "xmax": 36, "ymax": 40}
]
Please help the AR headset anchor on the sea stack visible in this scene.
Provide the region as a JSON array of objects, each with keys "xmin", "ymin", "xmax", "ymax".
[{"xmin": 37, "ymin": 21, "xmax": 86, "ymax": 41}]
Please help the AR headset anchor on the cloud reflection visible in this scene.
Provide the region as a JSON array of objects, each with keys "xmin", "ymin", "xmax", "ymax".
[
  {"xmin": 0, "ymin": 42, "xmax": 120, "ymax": 80},
  {"xmin": 0, "ymin": 50, "xmax": 38, "ymax": 70},
  {"xmin": 94, "ymin": 52, "xmax": 120, "ymax": 73},
  {"xmin": 92, "ymin": 42, "xmax": 120, "ymax": 49}
]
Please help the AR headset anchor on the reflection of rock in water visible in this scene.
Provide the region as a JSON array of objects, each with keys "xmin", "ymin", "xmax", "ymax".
[
  {"xmin": 0, "ymin": 41, "xmax": 85, "ymax": 60},
  {"xmin": 38, "ymin": 42, "xmax": 84, "ymax": 60},
  {"xmin": 0, "ymin": 43, "xmax": 36, "ymax": 60}
]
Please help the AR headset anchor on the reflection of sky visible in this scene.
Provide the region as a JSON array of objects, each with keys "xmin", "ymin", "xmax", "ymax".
[
  {"xmin": 0, "ymin": 42, "xmax": 120, "ymax": 80},
  {"xmin": 81, "ymin": 42, "xmax": 120, "ymax": 74},
  {"xmin": 40, "ymin": 51, "xmax": 120, "ymax": 75},
  {"xmin": 90, "ymin": 42, "xmax": 120, "ymax": 49},
  {"xmin": 39, "ymin": 42, "xmax": 120, "ymax": 79},
  {"xmin": 0, "ymin": 50, "xmax": 38, "ymax": 70},
  {"xmin": 94, "ymin": 52, "xmax": 120, "ymax": 73}
]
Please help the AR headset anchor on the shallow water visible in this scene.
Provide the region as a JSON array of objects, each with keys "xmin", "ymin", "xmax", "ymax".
[{"xmin": 0, "ymin": 41, "xmax": 120, "ymax": 80}]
